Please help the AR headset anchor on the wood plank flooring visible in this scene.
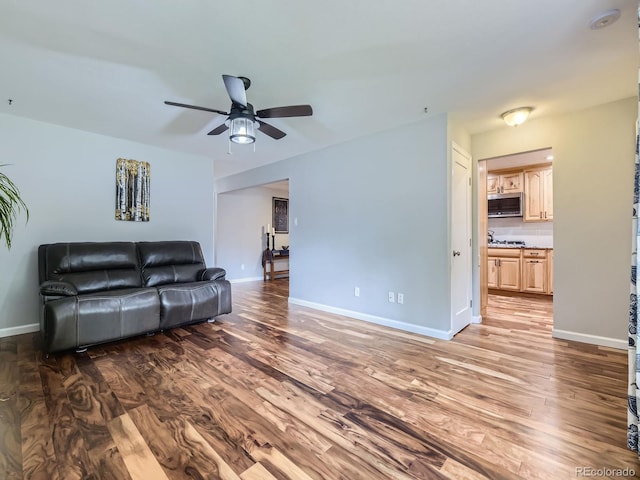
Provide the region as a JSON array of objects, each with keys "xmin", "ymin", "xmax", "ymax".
[{"xmin": 1, "ymin": 282, "xmax": 638, "ymax": 479}]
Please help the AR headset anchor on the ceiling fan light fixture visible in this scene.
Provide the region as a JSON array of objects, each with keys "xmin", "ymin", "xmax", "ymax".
[
  {"xmin": 164, "ymin": 75, "xmax": 312, "ymax": 146},
  {"xmin": 228, "ymin": 116, "xmax": 256, "ymax": 144},
  {"xmin": 501, "ymin": 107, "xmax": 533, "ymax": 127}
]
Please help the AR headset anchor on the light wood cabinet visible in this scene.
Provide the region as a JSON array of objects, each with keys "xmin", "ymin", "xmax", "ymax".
[
  {"xmin": 501, "ymin": 172, "xmax": 524, "ymax": 194},
  {"xmin": 498, "ymin": 257, "xmax": 521, "ymax": 290},
  {"xmin": 487, "ymin": 172, "xmax": 523, "ymax": 195},
  {"xmin": 547, "ymin": 249, "xmax": 554, "ymax": 294},
  {"xmin": 487, "ymin": 256, "xmax": 499, "ymax": 289},
  {"xmin": 522, "ymin": 249, "xmax": 547, "ymax": 293},
  {"xmin": 487, "ymin": 174, "xmax": 500, "ymax": 195},
  {"xmin": 488, "ymin": 248, "xmax": 521, "ymax": 291},
  {"xmin": 524, "ymin": 167, "xmax": 553, "ymax": 222},
  {"xmin": 488, "ymin": 248, "xmax": 553, "ymax": 295},
  {"xmin": 542, "ymin": 168, "xmax": 553, "ymax": 221}
]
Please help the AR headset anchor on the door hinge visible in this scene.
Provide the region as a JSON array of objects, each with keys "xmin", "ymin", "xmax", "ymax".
[
  {"xmin": 470, "ymin": 299, "xmax": 473, "ymax": 308},
  {"xmin": 468, "ymin": 177, "xmax": 471, "ymax": 186}
]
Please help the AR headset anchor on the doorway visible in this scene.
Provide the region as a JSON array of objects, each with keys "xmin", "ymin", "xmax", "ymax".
[
  {"xmin": 216, "ymin": 179, "xmax": 290, "ymax": 283},
  {"xmin": 479, "ymin": 148, "xmax": 554, "ymax": 327}
]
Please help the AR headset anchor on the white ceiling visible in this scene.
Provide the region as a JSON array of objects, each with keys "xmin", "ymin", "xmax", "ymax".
[
  {"xmin": 485, "ymin": 148, "xmax": 553, "ymax": 170},
  {"xmin": 0, "ymin": 1, "xmax": 637, "ymax": 178}
]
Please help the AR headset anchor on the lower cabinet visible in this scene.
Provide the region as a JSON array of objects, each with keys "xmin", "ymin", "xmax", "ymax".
[
  {"xmin": 522, "ymin": 249, "xmax": 547, "ymax": 294},
  {"xmin": 488, "ymin": 247, "xmax": 553, "ymax": 295},
  {"xmin": 487, "ymin": 257, "xmax": 498, "ymax": 289},
  {"xmin": 488, "ymin": 249, "xmax": 521, "ymax": 291},
  {"xmin": 548, "ymin": 250, "xmax": 554, "ymax": 294}
]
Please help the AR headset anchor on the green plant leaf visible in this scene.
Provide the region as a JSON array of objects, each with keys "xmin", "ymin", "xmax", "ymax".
[{"xmin": 0, "ymin": 164, "xmax": 29, "ymax": 250}]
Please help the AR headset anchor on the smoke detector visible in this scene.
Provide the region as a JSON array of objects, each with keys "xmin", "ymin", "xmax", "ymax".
[{"xmin": 590, "ymin": 9, "xmax": 620, "ymax": 30}]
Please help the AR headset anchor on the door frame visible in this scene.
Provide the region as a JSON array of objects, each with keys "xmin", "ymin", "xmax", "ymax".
[
  {"xmin": 477, "ymin": 149, "xmax": 553, "ymax": 319},
  {"xmin": 479, "ymin": 160, "xmax": 488, "ymax": 319}
]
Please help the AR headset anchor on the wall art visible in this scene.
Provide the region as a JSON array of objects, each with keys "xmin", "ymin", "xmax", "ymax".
[
  {"xmin": 272, "ymin": 197, "xmax": 288, "ymax": 233},
  {"xmin": 115, "ymin": 158, "xmax": 150, "ymax": 221}
]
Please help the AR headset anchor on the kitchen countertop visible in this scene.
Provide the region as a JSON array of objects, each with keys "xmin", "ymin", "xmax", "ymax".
[{"xmin": 488, "ymin": 244, "xmax": 553, "ymax": 249}]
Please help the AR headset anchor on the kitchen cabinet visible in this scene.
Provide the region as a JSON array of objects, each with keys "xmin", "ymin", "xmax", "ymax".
[
  {"xmin": 487, "ymin": 256, "xmax": 498, "ymax": 288},
  {"xmin": 497, "ymin": 257, "xmax": 521, "ymax": 290},
  {"xmin": 524, "ymin": 166, "xmax": 553, "ymax": 222},
  {"xmin": 521, "ymin": 249, "xmax": 547, "ymax": 293},
  {"xmin": 548, "ymin": 250, "xmax": 554, "ymax": 294},
  {"xmin": 487, "ymin": 174, "xmax": 499, "ymax": 195},
  {"xmin": 488, "ymin": 248, "xmax": 521, "ymax": 291},
  {"xmin": 487, "ymin": 171, "xmax": 523, "ymax": 195},
  {"xmin": 488, "ymin": 247, "xmax": 553, "ymax": 295}
]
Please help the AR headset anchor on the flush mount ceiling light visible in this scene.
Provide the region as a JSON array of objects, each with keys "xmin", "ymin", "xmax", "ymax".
[
  {"xmin": 590, "ymin": 9, "xmax": 621, "ymax": 30},
  {"xmin": 501, "ymin": 107, "xmax": 533, "ymax": 127}
]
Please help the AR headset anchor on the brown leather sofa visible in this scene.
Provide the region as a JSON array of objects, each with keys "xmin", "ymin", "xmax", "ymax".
[{"xmin": 38, "ymin": 241, "xmax": 232, "ymax": 353}]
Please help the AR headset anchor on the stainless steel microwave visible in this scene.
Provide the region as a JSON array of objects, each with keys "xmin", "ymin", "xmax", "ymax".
[{"xmin": 488, "ymin": 192, "xmax": 523, "ymax": 218}]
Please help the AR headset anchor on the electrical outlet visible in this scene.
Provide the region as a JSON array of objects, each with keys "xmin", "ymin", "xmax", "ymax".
[
  {"xmin": 388, "ymin": 291, "xmax": 395, "ymax": 303},
  {"xmin": 241, "ymin": 264, "xmax": 245, "ymax": 271},
  {"xmin": 354, "ymin": 286, "xmax": 360, "ymax": 297},
  {"xmin": 397, "ymin": 293, "xmax": 404, "ymax": 304}
]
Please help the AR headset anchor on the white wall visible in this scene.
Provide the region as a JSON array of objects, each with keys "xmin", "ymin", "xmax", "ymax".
[
  {"xmin": 0, "ymin": 113, "xmax": 215, "ymax": 335},
  {"xmin": 217, "ymin": 114, "xmax": 454, "ymax": 338},
  {"xmin": 217, "ymin": 183, "xmax": 289, "ymax": 281},
  {"xmin": 216, "ymin": 99, "xmax": 636, "ymax": 348},
  {"xmin": 472, "ymin": 97, "xmax": 637, "ymax": 347},
  {"xmin": 447, "ymin": 119, "xmax": 472, "ymax": 154}
]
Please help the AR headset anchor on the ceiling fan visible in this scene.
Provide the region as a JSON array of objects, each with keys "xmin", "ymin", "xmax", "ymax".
[{"xmin": 164, "ymin": 74, "xmax": 313, "ymax": 145}]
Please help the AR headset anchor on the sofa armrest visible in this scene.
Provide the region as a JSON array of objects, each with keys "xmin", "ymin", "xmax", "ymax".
[
  {"xmin": 200, "ymin": 267, "xmax": 227, "ymax": 281},
  {"xmin": 40, "ymin": 280, "xmax": 78, "ymax": 297}
]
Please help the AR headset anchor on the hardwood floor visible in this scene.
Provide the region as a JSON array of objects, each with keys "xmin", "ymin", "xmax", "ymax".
[{"xmin": 1, "ymin": 282, "xmax": 637, "ymax": 479}]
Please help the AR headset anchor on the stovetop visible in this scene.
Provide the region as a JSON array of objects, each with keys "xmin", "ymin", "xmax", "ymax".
[{"xmin": 488, "ymin": 240, "xmax": 526, "ymax": 248}]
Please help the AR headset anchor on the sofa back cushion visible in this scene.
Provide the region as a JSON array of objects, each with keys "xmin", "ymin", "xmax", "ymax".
[
  {"xmin": 38, "ymin": 242, "xmax": 141, "ymax": 294},
  {"xmin": 137, "ymin": 241, "xmax": 205, "ymax": 287}
]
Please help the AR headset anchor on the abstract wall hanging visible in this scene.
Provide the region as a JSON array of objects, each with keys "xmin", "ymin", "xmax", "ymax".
[
  {"xmin": 115, "ymin": 158, "xmax": 150, "ymax": 221},
  {"xmin": 272, "ymin": 197, "xmax": 288, "ymax": 233}
]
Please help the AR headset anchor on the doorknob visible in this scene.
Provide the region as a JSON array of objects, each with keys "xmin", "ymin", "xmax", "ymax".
[{"xmin": 453, "ymin": 250, "xmax": 461, "ymax": 257}]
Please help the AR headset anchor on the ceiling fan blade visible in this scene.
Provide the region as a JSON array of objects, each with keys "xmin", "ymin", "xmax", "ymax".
[
  {"xmin": 257, "ymin": 120, "xmax": 286, "ymax": 140},
  {"xmin": 256, "ymin": 105, "xmax": 313, "ymax": 118},
  {"xmin": 164, "ymin": 101, "xmax": 227, "ymax": 116},
  {"xmin": 222, "ymin": 75, "xmax": 247, "ymax": 107},
  {"xmin": 207, "ymin": 124, "xmax": 229, "ymax": 135}
]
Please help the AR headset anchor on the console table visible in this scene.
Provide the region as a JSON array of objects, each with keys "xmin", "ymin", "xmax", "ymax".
[{"xmin": 262, "ymin": 249, "xmax": 289, "ymax": 281}]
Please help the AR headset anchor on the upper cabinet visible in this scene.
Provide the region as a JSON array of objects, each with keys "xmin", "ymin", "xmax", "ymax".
[
  {"xmin": 487, "ymin": 174, "xmax": 499, "ymax": 195},
  {"xmin": 524, "ymin": 166, "xmax": 553, "ymax": 222},
  {"xmin": 487, "ymin": 172, "xmax": 523, "ymax": 195}
]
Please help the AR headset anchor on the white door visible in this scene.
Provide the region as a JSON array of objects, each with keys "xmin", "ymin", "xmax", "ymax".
[{"xmin": 451, "ymin": 143, "xmax": 472, "ymax": 335}]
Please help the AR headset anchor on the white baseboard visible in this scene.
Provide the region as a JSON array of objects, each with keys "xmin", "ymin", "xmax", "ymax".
[
  {"xmin": 288, "ymin": 297, "xmax": 452, "ymax": 340},
  {"xmin": 229, "ymin": 276, "xmax": 263, "ymax": 284},
  {"xmin": 552, "ymin": 328, "xmax": 627, "ymax": 350},
  {"xmin": 0, "ymin": 323, "xmax": 39, "ymax": 339},
  {"xmin": 472, "ymin": 315, "xmax": 482, "ymax": 324}
]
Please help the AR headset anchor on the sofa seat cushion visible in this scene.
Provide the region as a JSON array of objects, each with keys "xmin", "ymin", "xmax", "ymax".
[
  {"xmin": 156, "ymin": 281, "xmax": 221, "ymax": 329},
  {"xmin": 43, "ymin": 287, "xmax": 160, "ymax": 351}
]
